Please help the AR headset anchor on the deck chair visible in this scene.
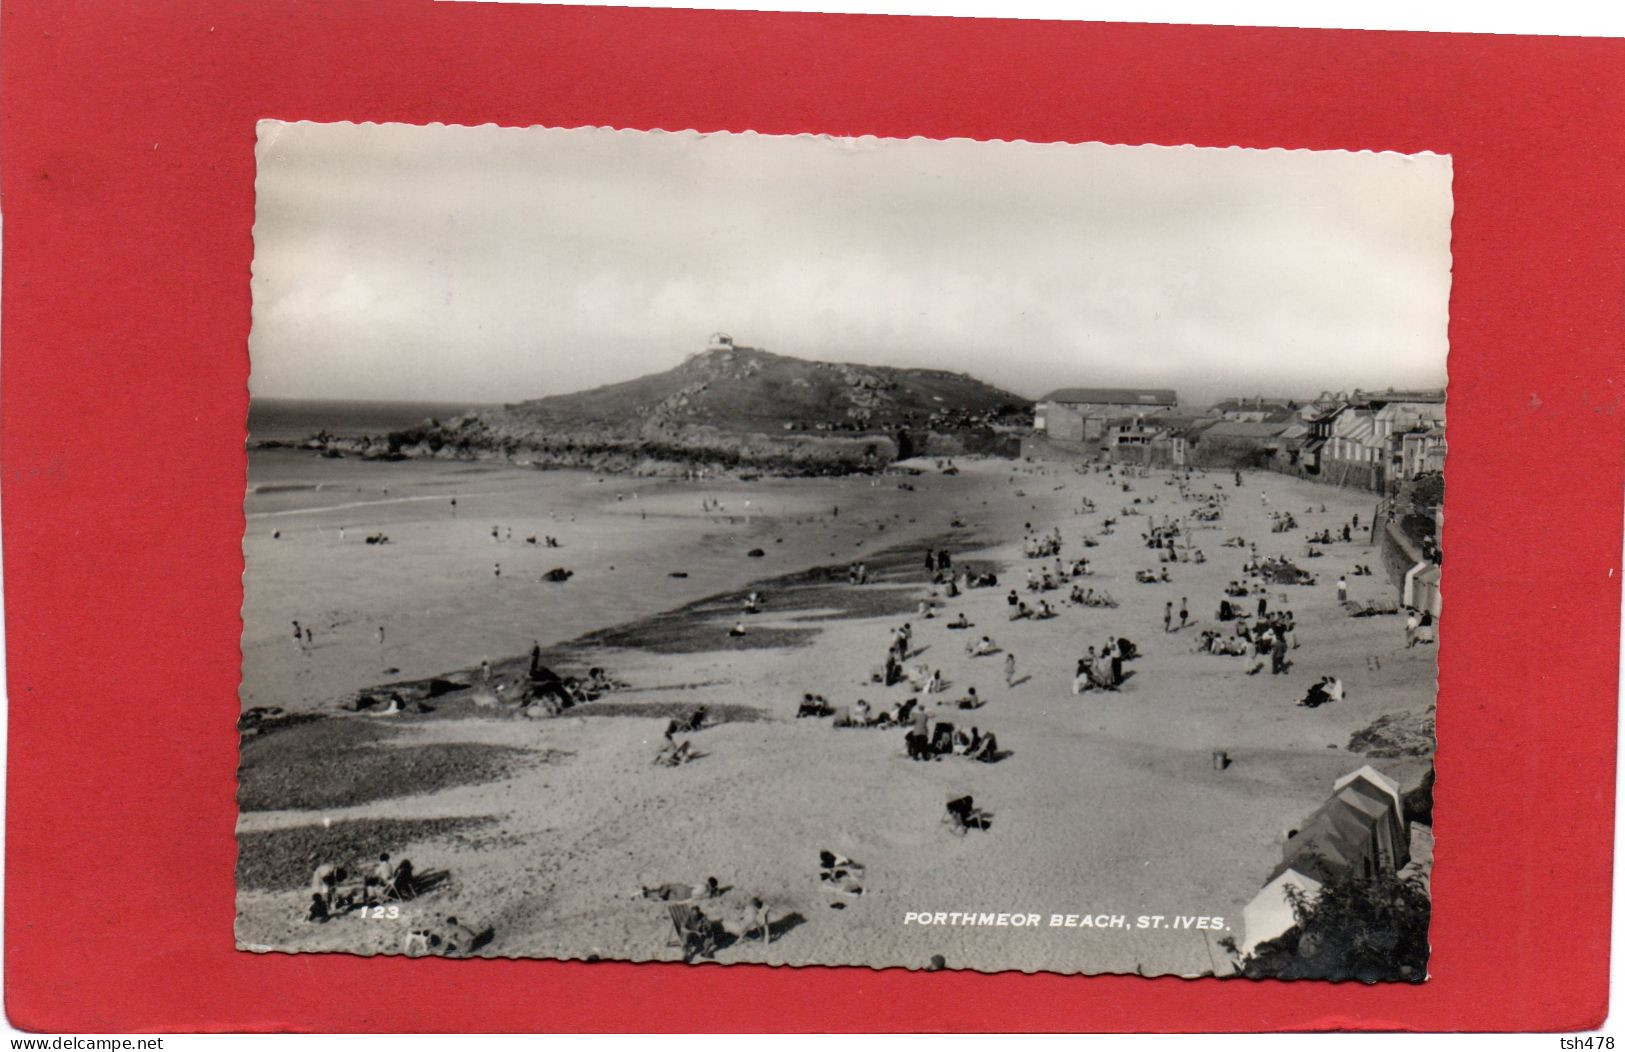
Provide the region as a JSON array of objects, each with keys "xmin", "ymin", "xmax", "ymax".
[
  {"xmin": 381, "ymin": 860, "xmax": 416, "ymax": 901},
  {"xmin": 667, "ymin": 902, "xmax": 719, "ymax": 963}
]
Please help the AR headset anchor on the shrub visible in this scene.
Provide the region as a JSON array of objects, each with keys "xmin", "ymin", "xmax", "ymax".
[{"xmin": 1236, "ymin": 867, "xmax": 1430, "ymax": 982}]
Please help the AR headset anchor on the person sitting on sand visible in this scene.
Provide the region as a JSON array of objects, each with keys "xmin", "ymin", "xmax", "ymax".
[
  {"xmin": 854, "ymin": 699, "xmax": 873, "ymax": 725},
  {"xmin": 970, "ymin": 732, "xmax": 1000, "ymax": 763},
  {"xmin": 310, "ymin": 863, "xmax": 345, "ymax": 917},
  {"xmin": 743, "ymin": 592, "xmax": 762, "ymax": 614},
  {"xmin": 1007, "ymin": 589, "xmax": 1020, "ymax": 608},
  {"xmin": 956, "ymin": 687, "xmax": 984, "ymax": 710},
  {"xmin": 973, "ymin": 636, "xmax": 996, "ymax": 657},
  {"xmin": 1010, "ymin": 602, "xmax": 1031, "ymax": 622},
  {"xmin": 364, "ymin": 853, "xmax": 394, "ymax": 905},
  {"xmin": 797, "ymin": 693, "xmax": 834, "ymax": 718},
  {"xmin": 947, "ymin": 612, "xmax": 971, "ymax": 630},
  {"xmin": 307, "ymin": 863, "xmax": 342, "ymax": 923},
  {"xmin": 1091, "ymin": 651, "xmax": 1117, "ymax": 691},
  {"xmin": 1073, "ymin": 656, "xmax": 1093, "ymax": 695},
  {"xmin": 728, "ymin": 621, "xmax": 747, "ymax": 638}
]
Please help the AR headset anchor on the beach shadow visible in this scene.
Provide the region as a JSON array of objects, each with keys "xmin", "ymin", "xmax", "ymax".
[
  {"xmin": 1008, "ymin": 674, "xmax": 1033, "ymax": 688},
  {"xmin": 407, "ymin": 869, "xmax": 453, "ymax": 897},
  {"xmin": 765, "ymin": 911, "xmax": 808, "ymax": 942}
]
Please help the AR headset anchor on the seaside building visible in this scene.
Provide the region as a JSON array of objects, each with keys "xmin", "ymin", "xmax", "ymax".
[
  {"xmin": 1211, "ymin": 397, "xmax": 1297, "ymax": 423},
  {"xmin": 1312, "ymin": 390, "xmax": 1445, "ymax": 491},
  {"xmin": 1033, "ymin": 387, "xmax": 1178, "ymax": 443}
]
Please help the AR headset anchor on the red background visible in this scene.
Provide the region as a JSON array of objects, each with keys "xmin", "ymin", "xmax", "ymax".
[{"xmin": 3, "ymin": 0, "xmax": 1622, "ymax": 1032}]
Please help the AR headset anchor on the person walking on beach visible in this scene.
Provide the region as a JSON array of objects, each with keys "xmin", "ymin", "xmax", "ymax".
[
  {"xmin": 492, "ymin": 526, "xmax": 500, "ymax": 542},
  {"xmin": 494, "ymin": 563, "xmax": 501, "ymax": 577},
  {"xmin": 377, "ymin": 625, "xmax": 386, "ymax": 647},
  {"xmin": 1337, "ymin": 575, "xmax": 1348, "ymax": 603},
  {"xmin": 1004, "ymin": 653, "xmax": 1017, "ymax": 687},
  {"xmin": 1163, "ymin": 602, "xmax": 1173, "ymax": 633},
  {"xmin": 1179, "ymin": 597, "xmax": 1189, "ymax": 630},
  {"xmin": 292, "ymin": 620, "xmax": 303, "ymax": 644}
]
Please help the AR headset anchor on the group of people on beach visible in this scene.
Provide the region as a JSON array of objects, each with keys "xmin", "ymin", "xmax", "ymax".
[{"xmin": 307, "ymin": 852, "xmax": 417, "ymax": 923}]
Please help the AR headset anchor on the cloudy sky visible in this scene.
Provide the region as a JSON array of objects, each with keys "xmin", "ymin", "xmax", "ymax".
[{"xmin": 250, "ymin": 122, "xmax": 1452, "ymax": 405}]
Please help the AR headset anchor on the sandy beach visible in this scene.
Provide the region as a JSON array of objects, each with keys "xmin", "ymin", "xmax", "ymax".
[{"xmin": 237, "ymin": 455, "xmax": 1435, "ymax": 976}]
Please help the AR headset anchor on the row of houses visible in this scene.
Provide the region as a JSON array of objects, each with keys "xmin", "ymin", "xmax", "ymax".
[{"xmin": 1031, "ymin": 387, "xmax": 1445, "ymax": 494}]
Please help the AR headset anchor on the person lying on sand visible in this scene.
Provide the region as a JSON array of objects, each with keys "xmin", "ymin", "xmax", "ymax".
[
  {"xmin": 653, "ymin": 739, "xmax": 693, "ymax": 766},
  {"xmin": 437, "ymin": 916, "xmax": 493, "ymax": 956},
  {"xmin": 640, "ymin": 878, "xmax": 718, "ymax": 902}
]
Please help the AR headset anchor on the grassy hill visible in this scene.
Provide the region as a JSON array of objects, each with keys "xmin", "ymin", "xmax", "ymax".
[
  {"xmin": 504, "ymin": 343, "xmax": 1029, "ymax": 436},
  {"xmin": 287, "ymin": 343, "xmax": 1032, "ymax": 477}
]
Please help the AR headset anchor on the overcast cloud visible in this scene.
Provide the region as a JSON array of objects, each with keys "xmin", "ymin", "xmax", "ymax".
[{"xmin": 249, "ymin": 122, "xmax": 1452, "ymax": 405}]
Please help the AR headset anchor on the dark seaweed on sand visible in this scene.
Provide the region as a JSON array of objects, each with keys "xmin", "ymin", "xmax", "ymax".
[
  {"xmin": 567, "ymin": 532, "xmax": 985, "ymax": 656},
  {"xmin": 236, "ymin": 816, "xmax": 495, "ymax": 892},
  {"xmin": 237, "ymin": 717, "xmax": 542, "ymax": 812},
  {"xmin": 568, "ymin": 701, "xmax": 768, "ymax": 724}
]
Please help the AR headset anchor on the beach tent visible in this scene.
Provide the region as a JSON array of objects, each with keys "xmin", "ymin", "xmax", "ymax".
[
  {"xmin": 1333, "ymin": 780, "xmax": 1408, "ymax": 872},
  {"xmin": 1333, "ymin": 787, "xmax": 1407, "ymax": 875},
  {"xmin": 1410, "ymin": 562, "xmax": 1436, "ymax": 621},
  {"xmin": 1333, "ymin": 766, "xmax": 1404, "ymax": 826},
  {"xmin": 1284, "ymin": 797, "xmax": 1381, "ymax": 879},
  {"xmin": 1403, "ymin": 562, "xmax": 1442, "ymax": 618},
  {"xmin": 1240, "ymin": 864, "xmax": 1325, "ymax": 957}
]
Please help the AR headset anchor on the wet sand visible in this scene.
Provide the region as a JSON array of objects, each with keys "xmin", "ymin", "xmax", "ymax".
[
  {"xmin": 237, "ymin": 456, "xmax": 1435, "ymax": 976},
  {"xmin": 243, "ymin": 450, "xmax": 996, "ymax": 712}
]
